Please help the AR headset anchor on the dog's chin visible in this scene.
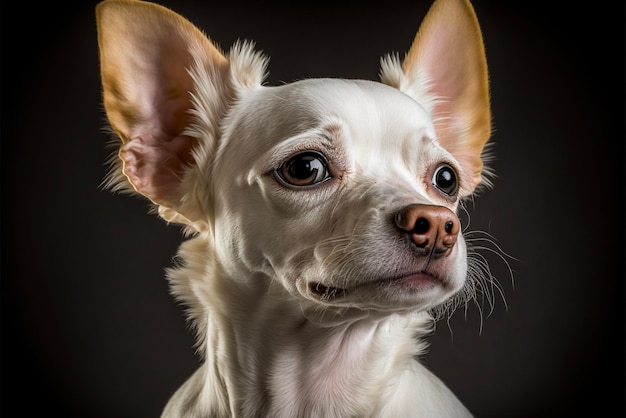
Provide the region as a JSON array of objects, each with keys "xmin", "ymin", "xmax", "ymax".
[{"xmin": 306, "ymin": 270, "xmax": 462, "ymax": 312}]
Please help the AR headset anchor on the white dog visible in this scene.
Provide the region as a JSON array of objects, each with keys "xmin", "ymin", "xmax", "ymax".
[{"xmin": 96, "ymin": 0, "xmax": 495, "ymax": 416}]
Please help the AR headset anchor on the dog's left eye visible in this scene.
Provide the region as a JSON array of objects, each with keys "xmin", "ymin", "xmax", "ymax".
[
  {"xmin": 432, "ymin": 164, "xmax": 458, "ymax": 196},
  {"xmin": 276, "ymin": 151, "xmax": 331, "ymax": 187}
]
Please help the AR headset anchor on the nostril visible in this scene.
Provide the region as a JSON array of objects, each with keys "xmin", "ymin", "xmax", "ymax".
[
  {"xmin": 444, "ymin": 221, "xmax": 454, "ymax": 234},
  {"xmin": 413, "ymin": 217, "xmax": 430, "ymax": 234}
]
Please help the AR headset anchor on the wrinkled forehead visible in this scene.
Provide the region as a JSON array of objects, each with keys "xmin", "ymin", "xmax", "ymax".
[
  {"xmin": 227, "ymin": 79, "xmax": 434, "ymax": 142},
  {"xmin": 216, "ymin": 79, "xmax": 439, "ymax": 177}
]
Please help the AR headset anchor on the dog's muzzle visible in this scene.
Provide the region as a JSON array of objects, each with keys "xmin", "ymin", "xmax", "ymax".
[{"xmin": 308, "ymin": 204, "xmax": 460, "ymax": 303}]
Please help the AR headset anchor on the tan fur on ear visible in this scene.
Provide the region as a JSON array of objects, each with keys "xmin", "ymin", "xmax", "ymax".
[
  {"xmin": 96, "ymin": 0, "xmax": 228, "ymax": 210},
  {"xmin": 383, "ymin": 0, "xmax": 491, "ymax": 195},
  {"xmin": 97, "ymin": 0, "xmax": 227, "ymax": 143}
]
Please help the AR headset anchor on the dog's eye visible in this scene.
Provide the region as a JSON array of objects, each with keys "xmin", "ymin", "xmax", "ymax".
[
  {"xmin": 276, "ymin": 151, "xmax": 331, "ymax": 187},
  {"xmin": 432, "ymin": 164, "xmax": 458, "ymax": 196}
]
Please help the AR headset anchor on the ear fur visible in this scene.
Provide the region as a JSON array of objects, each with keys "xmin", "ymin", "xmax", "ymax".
[
  {"xmin": 380, "ymin": 0, "xmax": 492, "ymax": 196},
  {"xmin": 96, "ymin": 0, "xmax": 267, "ymax": 227}
]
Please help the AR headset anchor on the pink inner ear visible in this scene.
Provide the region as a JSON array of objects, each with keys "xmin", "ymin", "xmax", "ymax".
[
  {"xmin": 97, "ymin": 0, "xmax": 230, "ymax": 210},
  {"xmin": 120, "ymin": 134, "xmax": 196, "ymax": 206}
]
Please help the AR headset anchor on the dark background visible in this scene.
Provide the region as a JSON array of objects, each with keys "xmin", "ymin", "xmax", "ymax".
[{"xmin": 3, "ymin": 1, "xmax": 624, "ymax": 416}]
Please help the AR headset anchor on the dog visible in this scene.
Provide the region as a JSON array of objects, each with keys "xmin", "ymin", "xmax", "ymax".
[{"xmin": 96, "ymin": 0, "xmax": 497, "ymax": 416}]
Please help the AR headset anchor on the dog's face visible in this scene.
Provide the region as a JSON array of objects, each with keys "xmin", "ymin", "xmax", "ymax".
[
  {"xmin": 212, "ymin": 79, "xmax": 466, "ymax": 313},
  {"xmin": 97, "ymin": 0, "xmax": 491, "ymax": 318}
]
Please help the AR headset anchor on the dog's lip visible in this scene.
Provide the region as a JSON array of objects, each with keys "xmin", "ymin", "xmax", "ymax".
[
  {"xmin": 309, "ymin": 282, "xmax": 349, "ymax": 301},
  {"xmin": 379, "ymin": 271, "xmax": 440, "ymax": 288},
  {"xmin": 309, "ymin": 270, "xmax": 441, "ymax": 302}
]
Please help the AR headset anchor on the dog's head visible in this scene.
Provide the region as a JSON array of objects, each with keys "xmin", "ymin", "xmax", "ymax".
[{"xmin": 97, "ymin": 0, "xmax": 492, "ymax": 318}]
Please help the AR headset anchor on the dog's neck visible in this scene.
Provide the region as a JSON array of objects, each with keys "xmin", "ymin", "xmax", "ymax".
[
  {"xmin": 202, "ymin": 306, "xmax": 434, "ymax": 417},
  {"xmin": 164, "ymin": 235, "xmax": 465, "ymax": 417}
]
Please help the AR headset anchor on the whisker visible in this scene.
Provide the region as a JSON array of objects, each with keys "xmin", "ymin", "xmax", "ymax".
[{"xmin": 429, "ymin": 225, "xmax": 515, "ymax": 335}]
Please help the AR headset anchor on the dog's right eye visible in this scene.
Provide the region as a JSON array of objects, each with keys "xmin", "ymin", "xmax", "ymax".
[{"xmin": 276, "ymin": 151, "xmax": 331, "ymax": 187}]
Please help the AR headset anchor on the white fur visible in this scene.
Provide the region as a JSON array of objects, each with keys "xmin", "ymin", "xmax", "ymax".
[
  {"xmin": 95, "ymin": 0, "xmax": 501, "ymax": 416},
  {"xmin": 160, "ymin": 73, "xmax": 474, "ymax": 417}
]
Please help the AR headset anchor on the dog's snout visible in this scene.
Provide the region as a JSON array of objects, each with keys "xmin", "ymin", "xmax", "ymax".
[{"xmin": 395, "ymin": 204, "xmax": 460, "ymax": 254}]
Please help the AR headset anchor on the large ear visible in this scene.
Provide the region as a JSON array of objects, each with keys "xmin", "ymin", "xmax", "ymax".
[
  {"xmin": 381, "ymin": 0, "xmax": 491, "ymax": 195},
  {"xmin": 96, "ymin": 0, "xmax": 231, "ymax": 223}
]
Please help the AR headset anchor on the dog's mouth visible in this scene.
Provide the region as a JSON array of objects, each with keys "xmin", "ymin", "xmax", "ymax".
[
  {"xmin": 309, "ymin": 271, "xmax": 443, "ymax": 303},
  {"xmin": 309, "ymin": 282, "xmax": 349, "ymax": 302}
]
